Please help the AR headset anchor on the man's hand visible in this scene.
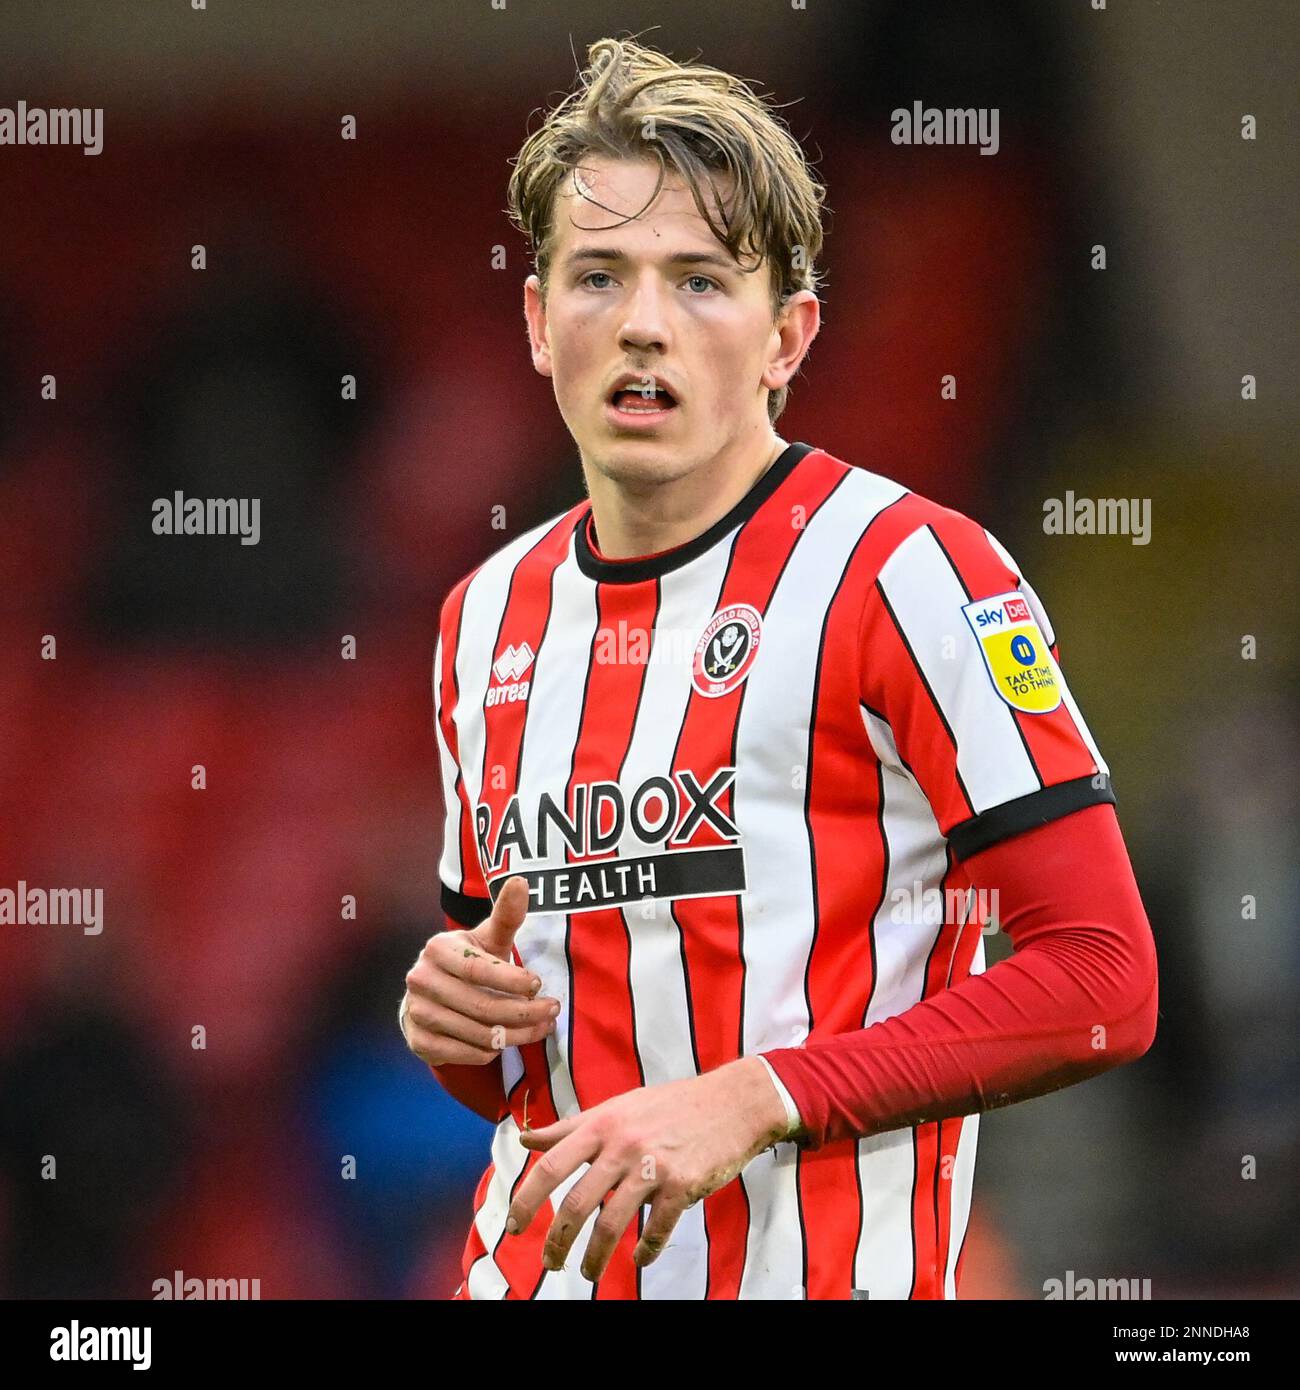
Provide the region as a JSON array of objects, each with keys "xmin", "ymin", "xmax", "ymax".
[
  {"xmin": 401, "ymin": 875, "xmax": 558, "ymax": 1066},
  {"xmin": 505, "ymin": 1056, "xmax": 794, "ymax": 1282}
]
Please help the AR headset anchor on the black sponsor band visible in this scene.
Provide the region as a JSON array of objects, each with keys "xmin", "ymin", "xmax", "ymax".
[
  {"xmin": 948, "ymin": 773, "xmax": 1116, "ymax": 861},
  {"xmin": 486, "ymin": 845, "xmax": 747, "ymax": 915}
]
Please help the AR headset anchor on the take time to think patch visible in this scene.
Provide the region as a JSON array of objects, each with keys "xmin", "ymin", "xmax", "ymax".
[{"xmin": 961, "ymin": 591, "xmax": 1062, "ymax": 715}]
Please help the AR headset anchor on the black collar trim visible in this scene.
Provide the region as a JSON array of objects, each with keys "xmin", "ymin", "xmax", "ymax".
[{"xmin": 573, "ymin": 441, "xmax": 815, "ymax": 584}]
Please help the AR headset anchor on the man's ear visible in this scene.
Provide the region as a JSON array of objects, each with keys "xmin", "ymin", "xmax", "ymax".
[
  {"xmin": 523, "ymin": 274, "xmax": 553, "ymax": 379},
  {"xmin": 762, "ymin": 290, "xmax": 820, "ymax": 395}
]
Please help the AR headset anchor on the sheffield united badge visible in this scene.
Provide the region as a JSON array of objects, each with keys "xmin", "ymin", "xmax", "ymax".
[{"xmin": 692, "ymin": 603, "xmax": 763, "ymax": 698}]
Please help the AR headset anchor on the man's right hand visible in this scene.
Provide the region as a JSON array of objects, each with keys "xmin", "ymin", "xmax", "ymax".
[{"xmin": 401, "ymin": 875, "xmax": 559, "ymax": 1066}]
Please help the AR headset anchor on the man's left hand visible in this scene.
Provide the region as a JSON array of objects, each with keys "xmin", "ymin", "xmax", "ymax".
[{"xmin": 505, "ymin": 1056, "xmax": 795, "ymax": 1282}]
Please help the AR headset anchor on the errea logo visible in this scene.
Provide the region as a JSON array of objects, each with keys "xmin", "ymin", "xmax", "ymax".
[{"xmin": 488, "ymin": 642, "xmax": 535, "ymax": 708}]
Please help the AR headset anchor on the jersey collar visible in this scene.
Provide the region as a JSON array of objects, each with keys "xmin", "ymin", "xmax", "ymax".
[{"xmin": 574, "ymin": 441, "xmax": 815, "ymax": 584}]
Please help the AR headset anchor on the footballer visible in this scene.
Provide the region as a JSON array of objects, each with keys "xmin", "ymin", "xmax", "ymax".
[{"xmin": 399, "ymin": 37, "xmax": 1158, "ymax": 1300}]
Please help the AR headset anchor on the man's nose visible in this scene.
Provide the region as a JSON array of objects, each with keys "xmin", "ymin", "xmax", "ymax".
[{"xmin": 617, "ymin": 273, "xmax": 671, "ymax": 352}]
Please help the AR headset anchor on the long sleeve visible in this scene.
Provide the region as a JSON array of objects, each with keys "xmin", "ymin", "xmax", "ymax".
[{"xmin": 760, "ymin": 802, "xmax": 1159, "ymax": 1150}]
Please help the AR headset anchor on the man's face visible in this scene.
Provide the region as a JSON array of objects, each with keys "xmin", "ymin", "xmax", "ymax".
[{"xmin": 523, "ymin": 155, "xmax": 806, "ymax": 489}]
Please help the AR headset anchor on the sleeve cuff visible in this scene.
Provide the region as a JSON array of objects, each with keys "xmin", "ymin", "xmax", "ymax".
[
  {"xmin": 755, "ymin": 1054, "xmax": 804, "ymax": 1139},
  {"xmin": 440, "ymin": 881, "xmax": 492, "ymax": 928},
  {"xmin": 947, "ymin": 773, "xmax": 1115, "ymax": 861}
]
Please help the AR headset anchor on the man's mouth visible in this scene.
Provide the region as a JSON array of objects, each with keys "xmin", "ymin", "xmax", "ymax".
[{"xmin": 607, "ymin": 378, "xmax": 678, "ymax": 414}]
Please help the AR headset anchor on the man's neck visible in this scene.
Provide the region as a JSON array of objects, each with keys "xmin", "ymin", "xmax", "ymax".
[{"xmin": 584, "ymin": 432, "xmax": 789, "ymax": 560}]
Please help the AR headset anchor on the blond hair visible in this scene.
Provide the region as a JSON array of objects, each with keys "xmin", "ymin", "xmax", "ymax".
[{"xmin": 506, "ymin": 36, "xmax": 826, "ymax": 423}]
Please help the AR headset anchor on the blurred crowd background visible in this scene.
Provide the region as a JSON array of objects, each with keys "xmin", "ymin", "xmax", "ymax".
[{"xmin": 0, "ymin": 0, "xmax": 1295, "ymax": 1299}]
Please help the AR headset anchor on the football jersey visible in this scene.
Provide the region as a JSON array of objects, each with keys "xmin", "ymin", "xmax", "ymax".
[{"xmin": 433, "ymin": 440, "xmax": 1112, "ymax": 1299}]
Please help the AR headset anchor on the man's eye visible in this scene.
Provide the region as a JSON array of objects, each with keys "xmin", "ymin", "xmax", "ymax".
[
  {"xmin": 581, "ymin": 271, "xmax": 615, "ymax": 289},
  {"xmin": 685, "ymin": 274, "xmax": 718, "ymax": 293}
]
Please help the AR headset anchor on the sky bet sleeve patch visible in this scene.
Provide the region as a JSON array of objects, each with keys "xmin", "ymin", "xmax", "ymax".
[{"xmin": 961, "ymin": 590, "xmax": 1062, "ymax": 714}]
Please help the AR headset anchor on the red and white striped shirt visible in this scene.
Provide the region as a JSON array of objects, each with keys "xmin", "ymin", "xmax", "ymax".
[{"xmin": 434, "ymin": 441, "xmax": 1113, "ymax": 1299}]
